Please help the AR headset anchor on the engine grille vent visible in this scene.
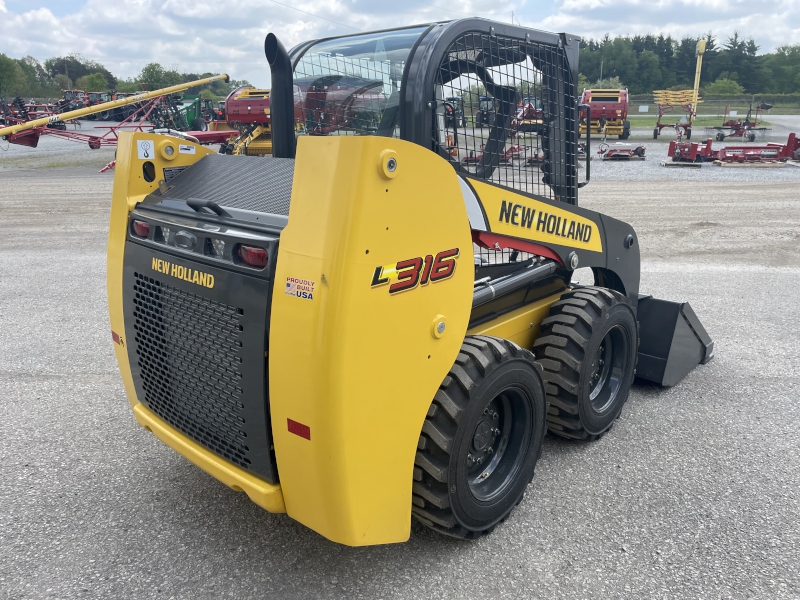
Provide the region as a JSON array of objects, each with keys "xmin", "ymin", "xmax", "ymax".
[{"xmin": 131, "ymin": 272, "xmax": 251, "ymax": 469}]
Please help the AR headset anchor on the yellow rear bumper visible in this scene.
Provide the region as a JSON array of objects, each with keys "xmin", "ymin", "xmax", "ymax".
[{"xmin": 133, "ymin": 404, "xmax": 286, "ymax": 514}]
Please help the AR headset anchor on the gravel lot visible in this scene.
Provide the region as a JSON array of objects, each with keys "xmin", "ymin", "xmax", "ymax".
[{"xmin": 1, "ymin": 132, "xmax": 799, "ymax": 599}]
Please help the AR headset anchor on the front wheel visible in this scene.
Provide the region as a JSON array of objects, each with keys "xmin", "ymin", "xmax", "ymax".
[
  {"xmin": 534, "ymin": 287, "xmax": 637, "ymax": 441},
  {"xmin": 412, "ymin": 336, "xmax": 546, "ymax": 539}
]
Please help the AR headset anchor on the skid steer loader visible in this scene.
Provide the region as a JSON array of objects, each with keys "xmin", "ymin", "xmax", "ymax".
[{"xmin": 107, "ymin": 20, "xmax": 714, "ymax": 546}]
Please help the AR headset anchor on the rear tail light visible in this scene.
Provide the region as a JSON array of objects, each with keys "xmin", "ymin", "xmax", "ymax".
[
  {"xmin": 238, "ymin": 245, "xmax": 268, "ymax": 268},
  {"xmin": 131, "ymin": 220, "xmax": 150, "ymax": 238}
]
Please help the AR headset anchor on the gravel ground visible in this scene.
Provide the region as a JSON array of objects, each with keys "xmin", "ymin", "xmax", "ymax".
[{"xmin": 1, "ymin": 135, "xmax": 799, "ymax": 599}]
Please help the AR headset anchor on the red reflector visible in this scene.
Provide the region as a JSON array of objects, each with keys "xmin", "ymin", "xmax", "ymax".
[
  {"xmin": 238, "ymin": 244, "xmax": 268, "ymax": 268},
  {"xmin": 287, "ymin": 419, "xmax": 311, "ymax": 440},
  {"xmin": 111, "ymin": 331, "xmax": 121, "ymax": 345},
  {"xmin": 132, "ymin": 220, "xmax": 150, "ymax": 238}
]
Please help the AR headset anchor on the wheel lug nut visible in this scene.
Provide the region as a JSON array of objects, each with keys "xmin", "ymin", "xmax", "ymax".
[
  {"xmin": 487, "ymin": 447, "xmax": 493, "ymax": 455},
  {"xmin": 477, "ymin": 457, "xmax": 483, "ymax": 465},
  {"xmin": 492, "ymin": 412, "xmax": 499, "ymax": 420}
]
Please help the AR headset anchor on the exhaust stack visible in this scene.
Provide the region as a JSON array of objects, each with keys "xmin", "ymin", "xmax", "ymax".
[{"xmin": 265, "ymin": 33, "xmax": 296, "ymax": 159}]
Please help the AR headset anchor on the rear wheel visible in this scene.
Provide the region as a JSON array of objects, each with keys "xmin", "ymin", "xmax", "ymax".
[
  {"xmin": 533, "ymin": 287, "xmax": 637, "ymax": 441},
  {"xmin": 716, "ymin": 132, "xmax": 726, "ymax": 142},
  {"xmin": 192, "ymin": 117, "xmax": 208, "ymax": 131},
  {"xmin": 412, "ymin": 336, "xmax": 546, "ymax": 539},
  {"xmin": 686, "ymin": 127, "xmax": 692, "ymax": 140},
  {"xmin": 653, "ymin": 127, "xmax": 659, "ymax": 139}
]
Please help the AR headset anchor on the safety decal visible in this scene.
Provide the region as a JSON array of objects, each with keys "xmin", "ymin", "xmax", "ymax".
[
  {"xmin": 179, "ymin": 144, "xmax": 196, "ymax": 155},
  {"xmin": 137, "ymin": 140, "xmax": 154, "ymax": 160},
  {"xmin": 371, "ymin": 248, "xmax": 459, "ymax": 295},
  {"xmin": 285, "ymin": 277, "xmax": 315, "ymax": 300}
]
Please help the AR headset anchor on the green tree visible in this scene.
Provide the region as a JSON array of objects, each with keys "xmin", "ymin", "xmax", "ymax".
[
  {"xmin": 633, "ymin": 50, "xmax": 662, "ymax": 93},
  {"xmin": 704, "ymin": 78, "xmax": 744, "ymax": 95},
  {"xmin": 44, "ymin": 54, "xmax": 117, "ymax": 87},
  {"xmin": 75, "ymin": 72, "xmax": 108, "ymax": 91},
  {"xmin": 0, "ymin": 54, "xmax": 26, "ymax": 96},
  {"xmin": 54, "ymin": 73, "xmax": 72, "ymax": 90},
  {"xmin": 136, "ymin": 63, "xmax": 183, "ymax": 91}
]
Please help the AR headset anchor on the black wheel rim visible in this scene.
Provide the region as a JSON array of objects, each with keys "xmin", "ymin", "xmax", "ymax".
[
  {"xmin": 587, "ymin": 325, "xmax": 630, "ymax": 413},
  {"xmin": 465, "ymin": 387, "xmax": 532, "ymax": 502}
]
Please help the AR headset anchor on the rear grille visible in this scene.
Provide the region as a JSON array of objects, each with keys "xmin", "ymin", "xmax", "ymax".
[{"xmin": 131, "ymin": 271, "xmax": 251, "ymax": 470}]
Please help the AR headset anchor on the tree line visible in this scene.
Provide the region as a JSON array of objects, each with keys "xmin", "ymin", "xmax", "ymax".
[
  {"xmin": 2, "ymin": 31, "xmax": 800, "ymax": 101},
  {"xmin": 579, "ymin": 32, "xmax": 800, "ymax": 95},
  {"xmin": 0, "ymin": 53, "xmax": 250, "ymax": 99}
]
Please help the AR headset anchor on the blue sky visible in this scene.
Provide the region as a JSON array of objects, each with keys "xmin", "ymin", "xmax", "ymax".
[{"xmin": 0, "ymin": 0, "xmax": 798, "ymax": 87}]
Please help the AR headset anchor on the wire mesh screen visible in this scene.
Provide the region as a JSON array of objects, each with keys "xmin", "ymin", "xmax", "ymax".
[{"xmin": 432, "ymin": 32, "xmax": 579, "ymax": 203}]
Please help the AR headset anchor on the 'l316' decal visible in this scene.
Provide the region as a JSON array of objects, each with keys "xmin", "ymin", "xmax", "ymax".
[{"xmin": 371, "ymin": 248, "xmax": 459, "ymax": 294}]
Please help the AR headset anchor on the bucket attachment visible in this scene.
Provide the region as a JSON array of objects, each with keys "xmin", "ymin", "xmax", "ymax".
[{"xmin": 636, "ymin": 295, "xmax": 714, "ymax": 387}]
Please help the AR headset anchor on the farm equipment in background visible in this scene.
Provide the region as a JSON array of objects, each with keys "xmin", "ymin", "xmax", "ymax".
[
  {"xmin": 0, "ymin": 74, "xmax": 231, "ymax": 150},
  {"xmin": 60, "ymin": 89, "xmax": 90, "ymax": 112},
  {"xmin": 461, "ymin": 143, "xmax": 544, "ymax": 166},
  {"xmin": 596, "ymin": 141, "xmax": 646, "ymax": 160},
  {"xmin": 445, "ymin": 96, "xmax": 466, "ymax": 128},
  {"xmin": 175, "ymin": 94, "xmax": 209, "ymax": 131},
  {"xmin": 218, "ymin": 86, "xmax": 273, "ymax": 155},
  {"xmin": 475, "ymin": 95, "xmax": 497, "ymax": 127},
  {"xmin": 87, "ymin": 92, "xmax": 113, "ymax": 119},
  {"xmin": 653, "ymin": 40, "xmax": 706, "ymax": 140},
  {"xmin": 0, "ymin": 96, "xmax": 72, "ymax": 130},
  {"xmin": 512, "ymin": 97, "xmax": 544, "ymax": 134},
  {"xmin": 579, "ymin": 89, "xmax": 630, "ymax": 139},
  {"xmin": 704, "ymin": 101, "xmax": 772, "ymax": 142},
  {"xmin": 201, "ymin": 98, "xmax": 226, "ymax": 122},
  {"xmin": 652, "ymin": 89, "xmax": 700, "ymax": 140},
  {"xmin": 106, "ymin": 21, "xmax": 714, "ymax": 548},
  {"xmin": 668, "ymin": 133, "xmax": 800, "ymax": 164}
]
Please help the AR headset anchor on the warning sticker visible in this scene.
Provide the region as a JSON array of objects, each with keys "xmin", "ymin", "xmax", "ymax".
[
  {"xmin": 179, "ymin": 144, "xmax": 196, "ymax": 155},
  {"xmin": 137, "ymin": 139, "xmax": 154, "ymax": 160},
  {"xmin": 285, "ymin": 277, "xmax": 315, "ymax": 300}
]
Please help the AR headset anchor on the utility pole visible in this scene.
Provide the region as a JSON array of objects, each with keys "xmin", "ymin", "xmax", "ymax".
[{"xmin": 600, "ymin": 60, "xmax": 603, "ymax": 81}]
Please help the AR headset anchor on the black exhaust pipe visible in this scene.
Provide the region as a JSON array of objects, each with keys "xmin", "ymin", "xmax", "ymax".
[{"xmin": 264, "ymin": 33, "xmax": 296, "ymax": 159}]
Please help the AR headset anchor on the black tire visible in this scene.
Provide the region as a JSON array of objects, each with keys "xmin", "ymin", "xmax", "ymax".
[
  {"xmin": 716, "ymin": 132, "xmax": 726, "ymax": 142},
  {"xmin": 412, "ymin": 335, "xmax": 547, "ymax": 539},
  {"xmin": 748, "ymin": 132, "xmax": 756, "ymax": 142},
  {"xmin": 192, "ymin": 117, "xmax": 207, "ymax": 132},
  {"xmin": 653, "ymin": 127, "xmax": 659, "ymax": 139},
  {"xmin": 686, "ymin": 127, "xmax": 692, "ymax": 140},
  {"xmin": 533, "ymin": 287, "xmax": 637, "ymax": 441}
]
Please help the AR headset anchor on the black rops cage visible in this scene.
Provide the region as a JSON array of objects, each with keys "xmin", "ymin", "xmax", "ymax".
[{"xmin": 274, "ymin": 20, "xmax": 582, "ymax": 204}]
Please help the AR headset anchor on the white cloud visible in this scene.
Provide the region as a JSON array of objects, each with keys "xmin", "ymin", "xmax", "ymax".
[{"xmin": 0, "ymin": 0, "xmax": 797, "ymax": 87}]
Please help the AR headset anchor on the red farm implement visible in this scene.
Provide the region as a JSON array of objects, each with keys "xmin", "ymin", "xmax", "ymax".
[
  {"xmin": 668, "ymin": 133, "xmax": 800, "ymax": 164},
  {"xmin": 461, "ymin": 143, "xmax": 545, "ymax": 167},
  {"xmin": 579, "ymin": 89, "xmax": 630, "ymax": 139},
  {"xmin": 596, "ymin": 141, "xmax": 646, "ymax": 160},
  {"xmin": 704, "ymin": 101, "xmax": 772, "ymax": 142}
]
